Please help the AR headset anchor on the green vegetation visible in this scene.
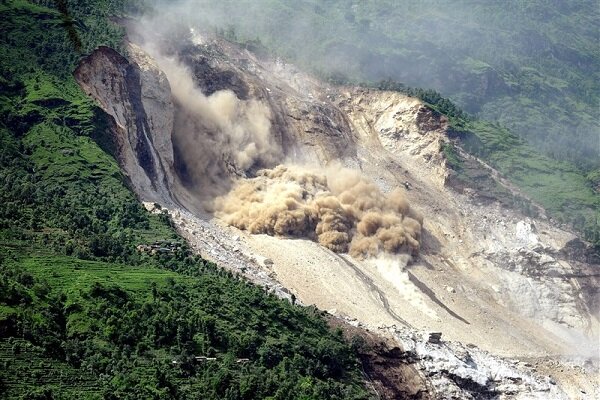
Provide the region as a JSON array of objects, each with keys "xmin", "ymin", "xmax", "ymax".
[
  {"xmin": 458, "ymin": 121, "xmax": 599, "ymax": 244},
  {"xmin": 1, "ymin": 251, "xmax": 369, "ymax": 399},
  {"xmin": 439, "ymin": 143, "xmax": 462, "ymax": 172},
  {"xmin": 0, "ymin": 0, "xmax": 597, "ymax": 396},
  {"xmin": 0, "ymin": 1, "xmax": 371, "ymax": 398},
  {"xmin": 0, "ymin": 338, "xmax": 101, "ymax": 398}
]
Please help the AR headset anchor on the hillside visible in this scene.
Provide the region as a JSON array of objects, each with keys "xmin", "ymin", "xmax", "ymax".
[
  {"xmin": 370, "ymin": 80, "xmax": 599, "ymax": 247},
  {"xmin": 142, "ymin": 0, "xmax": 599, "ymax": 247},
  {"xmin": 0, "ymin": 1, "xmax": 372, "ymax": 398},
  {"xmin": 74, "ymin": 14, "xmax": 598, "ymax": 396},
  {"xmin": 172, "ymin": 0, "xmax": 598, "ymax": 172}
]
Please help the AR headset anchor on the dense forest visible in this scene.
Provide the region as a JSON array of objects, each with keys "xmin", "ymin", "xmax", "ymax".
[{"xmin": 0, "ymin": 1, "xmax": 371, "ymax": 398}]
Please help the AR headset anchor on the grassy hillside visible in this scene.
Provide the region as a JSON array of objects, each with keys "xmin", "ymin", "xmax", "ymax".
[
  {"xmin": 0, "ymin": 1, "xmax": 371, "ymax": 398},
  {"xmin": 1, "ymin": 250, "xmax": 369, "ymax": 398},
  {"xmin": 459, "ymin": 119, "xmax": 599, "ymax": 238}
]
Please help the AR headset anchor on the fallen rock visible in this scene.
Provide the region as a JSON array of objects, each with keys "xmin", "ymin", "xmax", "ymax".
[
  {"xmin": 428, "ymin": 332, "xmax": 442, "ymax": 344},
  {"xmin": 539, "ymin": 254, "xmax": 555, "ymax": 264}
]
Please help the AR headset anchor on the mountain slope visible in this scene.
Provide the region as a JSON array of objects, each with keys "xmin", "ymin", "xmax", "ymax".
[
  {"xmin": 74, "ymin": 23, "xmax": 598, "ymax": 397},
  {"xmin": 2, "ymin": 1, "xmax": 598, "ymax": 399},
  {"xmin": 137, "ymin": 0, "xmax": 599, "ymax": 247},
  {"xmin": 163, "ymin": 0, "xmax": 599, "ymax": 172}
]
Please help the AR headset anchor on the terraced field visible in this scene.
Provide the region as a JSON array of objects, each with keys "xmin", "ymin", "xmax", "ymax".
[{"xmin": 0, "ymin": 339, "xmax": 100, "ymax": 399}]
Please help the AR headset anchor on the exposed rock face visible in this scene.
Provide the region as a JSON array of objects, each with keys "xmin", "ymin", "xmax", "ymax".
[
  {"xmin": 74, "ymin": 44, "xmax": 174, "ymax": 203},
  {"xmin": 174, "ymin": 40, "xmax": 357, "ymax": 166},
  {"xmin": 334, "ymin": 87, "xmax": 598, "ymax": 339},
  {"xmin": 389, "ymin": 325, "xmax": 570, "ymax": 400},
  {"xmin": 336, "ymin": 89, "xmax": 450, "ymax": 189}
]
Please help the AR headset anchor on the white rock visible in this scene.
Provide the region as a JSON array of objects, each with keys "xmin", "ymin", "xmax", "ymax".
[{"xmin": 516, "ymin": 220, "xmax": 539, "ymax": 247}]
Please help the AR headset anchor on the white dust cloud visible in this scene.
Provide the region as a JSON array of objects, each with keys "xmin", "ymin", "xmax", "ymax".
[{"xmin": 215, "ymin": 164, "xmax": 422, "ymax": 258}]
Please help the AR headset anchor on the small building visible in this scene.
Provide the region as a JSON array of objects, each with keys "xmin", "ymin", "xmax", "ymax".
[{"xmin": 194, "ymin": 356, "xmax": 216, "ymax": 363}]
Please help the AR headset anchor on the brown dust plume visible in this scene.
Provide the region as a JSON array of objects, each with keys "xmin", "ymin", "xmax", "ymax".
[{"xmin": 215, "ymin": 164, "xmax": 422, "ymax": 258}]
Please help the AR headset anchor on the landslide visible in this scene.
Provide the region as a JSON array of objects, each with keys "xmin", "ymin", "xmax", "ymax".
[{"xmin": 75, "ymin": 25, "xmax": 599, "ymax": 398}]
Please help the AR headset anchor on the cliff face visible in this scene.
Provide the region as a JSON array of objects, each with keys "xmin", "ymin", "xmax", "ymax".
[
  {"xmin": 75, "ymin": 35, "xmax": 598, "ymax": 398},
  {"xmin": 176, "ymin": 38, "xmax": 358, "ymax": 167},
  {"xmin": 74, "ymin": 44, "xmax": 174, "ymax": 203}
]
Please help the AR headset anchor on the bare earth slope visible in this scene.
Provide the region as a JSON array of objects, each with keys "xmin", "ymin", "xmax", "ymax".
[{"xmin": 75, "ymin": 32, "xmax": 599, "ymax": 399}]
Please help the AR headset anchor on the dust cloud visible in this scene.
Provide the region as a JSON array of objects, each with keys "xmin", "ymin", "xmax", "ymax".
[
  {"xmin": 134, "ymin": 28, "xmax": 422, "ymax": 260},
  {"xmin": 215, "ymin": 164, "xmax": 422, "ymax": 258},
  {"xmin": 141, "ymin": 44, "xmax": 280, "ymax": 195}
]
